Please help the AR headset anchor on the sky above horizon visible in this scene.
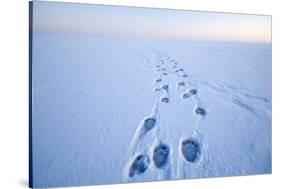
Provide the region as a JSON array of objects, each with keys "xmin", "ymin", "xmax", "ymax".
[{"xmin": 32, "ymin": 1, "xmax": 271, "ymax": 43}]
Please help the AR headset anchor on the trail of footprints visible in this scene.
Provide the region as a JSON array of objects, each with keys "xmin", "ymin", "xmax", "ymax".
[
  {"xmin": 125, "ymin": 48, "xmax": 269, "ymax": 180},
  {"xmin": 125, "ymin": 50, "xmax": 207, "ymax": 180}
]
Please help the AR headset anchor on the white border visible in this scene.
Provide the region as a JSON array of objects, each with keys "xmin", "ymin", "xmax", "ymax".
[{"xmin": 0, "ymin": 1, "xmax": 279, "ymax": 189}]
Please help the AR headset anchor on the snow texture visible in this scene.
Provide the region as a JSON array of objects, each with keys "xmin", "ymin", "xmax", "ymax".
[{"xmin": 32, "ymin": 34, "xmax": 272, "ymax": 188}]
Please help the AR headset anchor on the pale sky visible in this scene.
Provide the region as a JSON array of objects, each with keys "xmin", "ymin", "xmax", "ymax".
[{"xmin": 32, "ymin": 1, "xmax": 272, "ymax": 43}]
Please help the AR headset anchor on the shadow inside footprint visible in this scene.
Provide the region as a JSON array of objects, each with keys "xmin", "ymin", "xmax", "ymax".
[
  {"xmin": 182, "ymin": 93, "xmax": 191, "ymax": 99},
  {"xmin": 155, "ymin": 78, "xmax": 162, "ymax": 83},
  {"xmin": 154, "ymin": 87, "xmax": 161, "ymax": 92},
  {"xmin": 189, "ymin": 89, "xmax": 197, "ymax": 95},
  {"xmin": 129, "ymin": 155, "xmax": 150, "ymax": 177},
  {"xmin": 182, "ymin": 74, "xmax": 188, "ymax": 78},
  {"xmin": 178, "ymin": 81, "xmax": 185, "ymax": 86},
  {"xmin": 143, "ymin": 118, "xmax": 156, "ymax": 131},
  {"xmin": 181, "ymin": 139, "xmax": 201, "ymax": 163},
  {"xmin": 153, "ymin": 143, "xmax": 170, "ymax": 168},
  {"xmin": 162, "ymin": 84, "xmax": 169, "ymax": 90},
  {"xmin": 161, "ymin": 97, "xmax": 169, "ymax": 103},
  {"xmin": 162, "ymin": 72, "xmax": 168, "ymax": 76},
  {"xmin": 195, "ymin": 107, "xmax": 206, "ymax": 116}
]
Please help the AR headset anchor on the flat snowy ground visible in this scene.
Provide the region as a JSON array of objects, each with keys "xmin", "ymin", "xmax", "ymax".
[{"xmin": 32, "ymin": 34, "xmax": 272, "ymax": 188}]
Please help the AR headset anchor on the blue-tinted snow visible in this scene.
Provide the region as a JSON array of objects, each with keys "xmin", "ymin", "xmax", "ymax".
[{"xmin": 32, "ymin": 33, "xmax": 272, "ymax": 188}]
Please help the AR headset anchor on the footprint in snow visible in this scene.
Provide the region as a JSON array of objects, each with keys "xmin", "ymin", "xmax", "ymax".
[
  {"xmin": 181, "ymin": 89, "xmax": 197, "ymax": 99},
  {"xmin": 161, "ymin": 97, "xmax": 169, "ymax": 103},
  {"xmin": 189, "ymin": 89, "xmax": 197, "ymax": 95},
  {"xmin": 162, "ymin": 84, "xmax": 169, "ymax": 91},
  {"xmin": 195, "ymin": 107, "xmax": 206, "ymax": 116},
  {"xmin": 155, "ymin": 78, "xmax": 162, "ymax": 83},
  {"xmin": 178, "ymin": 81, "xmax": 185, "ymax": 86},
  {"xmin": 129, "ymin": 154, "xmax": 150, "ymax": 177},
  {"xmin": 143, "ymin": 117, "xmax": 157, "ymax": 131},
  {"xmin": 182, "ymin": 93, "xmax": 191, "ymax": 99},
  {"xmin": 154, "ymin": 87, "xmax": 161, "ymax": 92},
  {"xmin": 153, "ymin": 143, "xmax": 170, "ymax": 169},
  {"xmin": 181, "ymin": 138, "xmax": 201, "ymax": 163}
]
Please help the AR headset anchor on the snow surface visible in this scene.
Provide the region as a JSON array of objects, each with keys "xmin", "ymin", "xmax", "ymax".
[{"xmin": 32, "ymin": 33, "xmax": 272, "ymax": 188}]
